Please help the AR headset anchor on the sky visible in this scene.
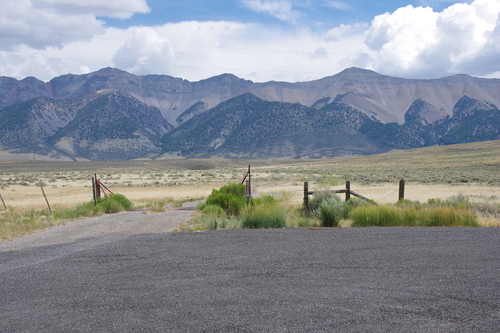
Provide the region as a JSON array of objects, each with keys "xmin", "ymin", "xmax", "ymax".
[{"xmin": 1, "ymin": 0, "xmax": 499, "ymax": 82}]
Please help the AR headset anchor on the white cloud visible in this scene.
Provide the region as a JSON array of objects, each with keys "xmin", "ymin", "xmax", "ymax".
[
  {"xmin": 323, "ymin": 23, "xmax": 368, "ymax": 41},
  {"xmin": 359, "ymin": 0, "xmax": 500, "ymax": 78},
  {"xmin": 322, "ymin": 0, "xmax": 349, "ymax": 11},
  {"xmin": 113, "ymin": 27, "xmax": 176, "ymax": 75},
  {"xmin": 240, "ymin": 0, "xmax": 300, "ymax": 22},
  {"xmin": 31, "ymin": 0, "xmax": 150, "ymax": 19},
  {"xmin": 0, "ymin": 0, "xmax": 499, "ymax": 83},
  {"xmin": 0, "ymin": 0, "xmax": 149, "ymax": 51}
]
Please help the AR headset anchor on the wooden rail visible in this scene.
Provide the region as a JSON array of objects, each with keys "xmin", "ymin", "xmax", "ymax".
[{"xmin": 303, "ymin": 180, "xmax": 406, "ymax": 212}]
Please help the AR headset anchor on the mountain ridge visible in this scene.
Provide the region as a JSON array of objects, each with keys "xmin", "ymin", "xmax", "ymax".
[
  {"xmin": 0, "ymin": 67, "xmax": 499, "ymax": 160},
  {"xmin": 2, "ymin": 67, "xmax": 499, "ymax": 126}
]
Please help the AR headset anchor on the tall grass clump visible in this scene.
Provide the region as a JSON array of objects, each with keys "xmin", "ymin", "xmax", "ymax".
[
  {"xmin": 200, "ymin": 204, "xmax": 228, "ymax": 230},
  {"xmin": 351, "ymin": 202, "xmax": 478, "ymax": 227},
  {"xmin": 241, "ymin": 204, "xmax": 286, "ymax": 229},
  {"xmin": 182, "ymin": 204, "xmax": 239, "ymax": 231},
  {"xmin": 145, "ymin": 200, "xmax": 166, "ymax": 213},
  {"xmin": 422, "ymin": 206, "xmax": 478, "ymax": 227},
  {"xmin": 350, "ymin": 205, "xmax": 402, "ymax": 227}
]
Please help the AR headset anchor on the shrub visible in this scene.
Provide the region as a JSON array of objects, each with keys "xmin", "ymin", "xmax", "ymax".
[
  {"xmin": 106, "ymin": 194, "xmax": 133, "ymax": 211},
  {"xmin": 314, "ymin": 195, "xmax": 343, "ymax": 227},
  {"xmin": 219, "ymin": 183, "xmax": 246, "ymax": 197},
  {"xmin": 472, "ymin": 201, "xmax": 500, "ymax": 217},
  {"xmin": 241, "ymin": 204, "xmax": 286, "ymax": 229},
  {"xmin": 55, "ymin": 194, "xmax": 133, "ymax": 218},
  {"xmin": 98, "ymin": 199, "xmax": 123, "ymax": 214},
  {"xmin": 309, "ymin": 189, "xmax": 337, "ymax": 211},
  {"xmin": 204, "ymin": 184, "xmax": 246, "ymax": 216}
]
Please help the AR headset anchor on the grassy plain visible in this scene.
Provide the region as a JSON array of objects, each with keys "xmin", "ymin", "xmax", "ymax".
[{"xmin": 0, "ymin": 140, "xmax": 499, "ymax": 229}]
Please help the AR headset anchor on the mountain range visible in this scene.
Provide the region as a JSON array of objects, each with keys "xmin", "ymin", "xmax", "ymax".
[{"xmin": 0, "ymin": 67, "xmax": 498, "ymax": 160}]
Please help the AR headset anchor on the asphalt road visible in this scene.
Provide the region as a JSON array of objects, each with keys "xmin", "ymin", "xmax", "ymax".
[{"xmin": 1, "ymin": 227, "xmax": 499, "ymax": 332}]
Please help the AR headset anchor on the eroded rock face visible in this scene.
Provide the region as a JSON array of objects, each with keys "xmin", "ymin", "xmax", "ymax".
[
  {"xmin": 3, "ymin": 67, "xmax": 499, "ymax": 126},
  {"xmin": 0, "ymin": 67, "xmax": 498, "ymax": 160}
]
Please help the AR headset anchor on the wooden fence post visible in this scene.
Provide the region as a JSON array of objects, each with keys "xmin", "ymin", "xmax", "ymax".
[
  {"xmin": 95, "ymin": 174, "xmax": 101, "ymax": 199},
  {"xmin": 303, "ymin": 181, "xmax": 309, "ymax": 212},
  {"xmin": 92, "ymin": 176, "xmax": 97, "ymax": 205},
  {"xmin": 240, "ymin": 165, "xmax": 251, "ymax": 200},
  {"xmin": 40, "ymin": 187, "xmax": 52, "ymax": 215},
  {"xmin": 0, "ymin": 192, "xmax": 6, "ymax": 211},
  {"xmin": 345, "ymin": 180, "xmax": 351, "ymax": 201},
  {"xmin": 247, "ymin": 165, "xmax": 251, "ymax": 199},
  {"xmin": 245, "ymin": 180, "xmax": 251, "ymax": 202},
  {"xmin": 399, "ymin": 179, "xmax": 405, "ymax": 201}
]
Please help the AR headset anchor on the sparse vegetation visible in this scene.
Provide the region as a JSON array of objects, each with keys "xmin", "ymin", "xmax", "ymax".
[
  {"xmin": 1, "ymin": 194, "xmax": 133, "ymax": 240},
  {"xmin": 0, "ymin": 141, "xmax": 498, "ymax": 239}
]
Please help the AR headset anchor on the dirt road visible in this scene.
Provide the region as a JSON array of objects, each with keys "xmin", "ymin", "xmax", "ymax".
[{"xmin": 0, "ymin": 205, "xmax": 194, "ymax": 252}]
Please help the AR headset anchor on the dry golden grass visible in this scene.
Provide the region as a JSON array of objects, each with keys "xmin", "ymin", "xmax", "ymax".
[{"xmin": 0, "ymin": 141, "xmax": 499, "ymax": 226}]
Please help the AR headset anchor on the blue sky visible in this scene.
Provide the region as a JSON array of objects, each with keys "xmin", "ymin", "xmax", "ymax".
[
  {"xmin": 104, "ymin": 1, "xmax": 468, "ymax": 28},
  {"xmin": 1, "ymin": 0, "xmax": 498, "ymax": 82}
]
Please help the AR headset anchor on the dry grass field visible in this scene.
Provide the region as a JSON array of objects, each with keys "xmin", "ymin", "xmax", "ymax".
[{"xmin": 0, "ymin": 140, "xmax": 499, "ymax": 226}]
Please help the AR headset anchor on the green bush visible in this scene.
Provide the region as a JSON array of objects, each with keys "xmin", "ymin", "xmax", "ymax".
[
  {"xmin": 219, "ymin": 183, "xmax": 246, "ymax": 197},
  {"xmin": 241, "ymin": 204, "xmax": 286, "ymax": 229},
  {"xmin": 106, "ymin": 194, "xmax": 133, "ymax": 211},
  {"xmin": 204, "ymin": 184, "xmax": 246, "ymax": 216},
  {"xmin": 53, "ymin": 194, "xmax": 133, "ymax": 219},
  {"xmin": 98, "ymin": 198, "xmax": 123, "ymax": 214}
]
